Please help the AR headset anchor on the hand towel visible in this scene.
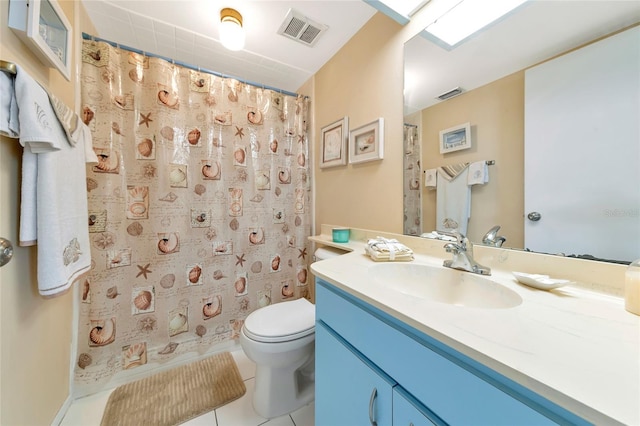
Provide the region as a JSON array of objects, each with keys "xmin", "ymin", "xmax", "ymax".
[
  {"xmin": 14, "ymin": 65, "xmax": 95, "ymax": 297},
  {"xmin": 48, "ymin": 91, "xmax": 80, "ymax": 146},
  {"xmin": 436, "ymin": 166, "xmax": 471, "ymax": 235},
  {"xmin": 424, "ymin": 168, "xmax": 437, "ymax": 189},
  {"xmin": 13, "ymin": 64, "xmax": 64, "ymax": 152},
  {"xmin": 468, "ymin": 161, "xmax": 489, "ymax": 185},
  {"xmin": 365, "ymin": 237, "xmax": 414, "ymax": 262},
  {"xmin": 1, "ymin": 71, "xmax": 19, "ymax": 138},
  {"xmin": 438, "ymin": 162, "xmax": 469, "ymax": 182}
]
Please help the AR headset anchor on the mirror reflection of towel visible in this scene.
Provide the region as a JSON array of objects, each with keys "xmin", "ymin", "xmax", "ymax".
[
  {"xmin": 468, "ymin": 161, "xmax": 489, "ymax": 185},
  {"xmin": 424, "ymin": 168, "xmax": 437, "ymax": 189},
  {"xmin": 436, "ymin": 166, "xmax": 471, "ymax": 235}
]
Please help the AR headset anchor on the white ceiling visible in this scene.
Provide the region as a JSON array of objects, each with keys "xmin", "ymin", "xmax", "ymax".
[
  {"xmin": 405, "ymin": 1, "xmax": 640, "ymax": 114},
  {"xmin": 81, "ymin": 0, "xmax": 640, "ymax": 106},
  {"xmin": 81, "ymin": 0, "xmax": 377, "ymax": 94}
]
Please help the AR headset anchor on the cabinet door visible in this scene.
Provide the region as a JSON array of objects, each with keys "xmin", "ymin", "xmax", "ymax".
[
  {"xmin": 393, "ymin": 387, "xmax": 443, "ymax": 426},
  {"xmin": 316, "ymin": 322, "xmax": 394, "ymax": 426}
]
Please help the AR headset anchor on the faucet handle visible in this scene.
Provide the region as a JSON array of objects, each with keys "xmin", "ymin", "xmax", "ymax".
[
  {"xmin": 453, "ymin": 232, "xmax": 469, "ymax": 249},
  {"xmin": 482, "ymin": 225, "xmax": 506, "ymax": 247}
]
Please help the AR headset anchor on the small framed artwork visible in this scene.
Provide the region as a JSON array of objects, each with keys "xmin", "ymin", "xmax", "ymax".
[
  {"xmin": 320, "ymin": 117, "xmax": 349, "ymax": 168},
  {"xmin": 439, "ymin": 122, "xmax": 471, "ymax": 154},
  {"xmin": 349, "ymin": 118, "xmax": 384, "ymax": 164}
]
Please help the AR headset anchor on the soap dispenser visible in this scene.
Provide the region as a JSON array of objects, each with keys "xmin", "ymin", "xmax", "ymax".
[{"xmin": 625, "ymin": 259, "xmax": 640, "ymax": 316}]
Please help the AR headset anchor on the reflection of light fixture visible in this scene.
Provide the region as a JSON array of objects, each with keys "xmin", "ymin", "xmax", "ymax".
[
  {"xmin": 424, "ymin": 0, "xmax": 527, "ymax": 49},
  {"xmin": 220, "ymin": 7, "xmax": 245, "ymax": 51}
]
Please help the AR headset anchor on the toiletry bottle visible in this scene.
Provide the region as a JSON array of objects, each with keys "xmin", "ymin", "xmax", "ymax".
[{"xmin": 625, "ymin": 259, "xmax": 640, "ymax": 316}]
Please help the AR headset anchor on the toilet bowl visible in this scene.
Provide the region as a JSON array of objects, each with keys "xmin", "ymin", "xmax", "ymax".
[{"xmin": 240, "ymin": 297, "xmax": 315, "ymax": 418}]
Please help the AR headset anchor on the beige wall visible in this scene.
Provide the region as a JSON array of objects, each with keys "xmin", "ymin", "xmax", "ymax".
[
  {"xmin": 313, "ymin": 13, "xmax": 405, "ymax": 234},
  {"xmin": 421, "ymin": 72, "xmax": 525, "ymax": 247},
  {"xmin": 0, "ymin": 2, "xmax": 96, "ymax": 424}
]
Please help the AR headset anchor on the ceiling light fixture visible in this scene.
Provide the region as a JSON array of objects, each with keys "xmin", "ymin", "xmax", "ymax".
[{"xmin": 220, "ymin": 7, "xmax": 245, "ymax": 51}]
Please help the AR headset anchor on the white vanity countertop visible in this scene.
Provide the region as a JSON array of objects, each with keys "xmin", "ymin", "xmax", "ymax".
[{"xmin": 310, "ymin": 248, "xmax": 640, "ymax": 425}]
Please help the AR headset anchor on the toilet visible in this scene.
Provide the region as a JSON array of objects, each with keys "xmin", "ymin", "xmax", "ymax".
[
  {"xmin": 240, "ymin": 297, "xmax": 316, "ymax": 418},
  {"xmin": 240, "ymin": 246, "xmax": 344, "ymax": 418}
]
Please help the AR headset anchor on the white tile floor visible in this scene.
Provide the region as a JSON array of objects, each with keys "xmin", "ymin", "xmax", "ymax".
[{"xmin": 60, "ymin": 349, "xmax": 315, "ymax": 426}]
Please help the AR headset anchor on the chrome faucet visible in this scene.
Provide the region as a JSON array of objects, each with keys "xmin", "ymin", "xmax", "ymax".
[
  {"xmin": 482, "ymin": 225, "xmax": 506, "ymax": 247},
  {"xmin": 443, "ymin": 233, "xmax": 491, "ymax": 276}
]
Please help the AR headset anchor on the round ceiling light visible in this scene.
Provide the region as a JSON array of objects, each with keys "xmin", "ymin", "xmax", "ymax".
[{"xmin": 220, "ymin": 7, "xmax": 245, "ymax": 51}]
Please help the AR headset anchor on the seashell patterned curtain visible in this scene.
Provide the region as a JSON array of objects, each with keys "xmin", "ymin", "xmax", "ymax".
[
  {"xmin": 403, "ymin": 124, "xmax": 422, "ymax": 236},
  {"xmin": 75, "ymin": 40, "xmax": 312, "ymax": 392}
]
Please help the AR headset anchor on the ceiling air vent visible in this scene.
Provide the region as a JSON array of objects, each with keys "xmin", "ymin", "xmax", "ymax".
[
  {"xmin": 437, "ymin": 87, "xmax": 464, "ymax": 101},
  {"xmin": 277, "ymin": 9, "xmax": 328, "ymax": 47}
]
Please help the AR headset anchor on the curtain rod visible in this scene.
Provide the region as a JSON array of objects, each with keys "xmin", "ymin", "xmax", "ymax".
[{"xmin": 82, "ymin": 33, "xmax": 302, "ymax": 99}]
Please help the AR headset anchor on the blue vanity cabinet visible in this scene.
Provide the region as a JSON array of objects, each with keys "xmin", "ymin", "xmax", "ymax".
[
  {"xmin": 316, "ymin": 322, "xmax": 394, "ymax": 426},
  {"xmin": 393, "ymin": 387, "xmax": 441, "ymax": 426},
  {"xmin": 315, "ymin": 279, "xmax": 588, "ymax": 426}
]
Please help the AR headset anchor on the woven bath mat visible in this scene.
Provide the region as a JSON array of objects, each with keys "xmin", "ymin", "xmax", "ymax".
[{"xmin": 100, "ymin": 351, "xmax": 246, "ymax": 426}]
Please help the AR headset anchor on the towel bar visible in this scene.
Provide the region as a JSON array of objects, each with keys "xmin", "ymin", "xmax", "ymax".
[
  {"xmin": 1, "ymin": 60, "xmax": 17, "ymax": 75},
  {"xmin": 423, "ymin": 160, "xmax": 495, "ymax": 172}
]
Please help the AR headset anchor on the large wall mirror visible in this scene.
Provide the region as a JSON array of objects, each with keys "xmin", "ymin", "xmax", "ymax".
[{"xmin": 403, "ymin": 1, "xmax": 640, "ymax": 263}]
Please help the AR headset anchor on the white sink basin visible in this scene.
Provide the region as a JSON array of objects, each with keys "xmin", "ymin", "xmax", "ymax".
[{"xmin": 370, "ymin": 263, "xmax": 522, "ymax": 309}]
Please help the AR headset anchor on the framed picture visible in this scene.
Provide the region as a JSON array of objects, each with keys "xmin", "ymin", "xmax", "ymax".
[
  {"xmin": 439, "ymin": 122, "xmax": 471, "ymax": 154},
  {"xmin": 320, "ymin": 117, "xmax": 349, "ymax": 168},
  {"xmin": 349, "ymin": 118, "xmax": 384, "ymax": 164}
]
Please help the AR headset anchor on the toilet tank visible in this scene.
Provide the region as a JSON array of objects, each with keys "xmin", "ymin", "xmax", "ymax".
[{"xmin": 313, "ymin": 246, "xmax": 347, "ymax": 262}]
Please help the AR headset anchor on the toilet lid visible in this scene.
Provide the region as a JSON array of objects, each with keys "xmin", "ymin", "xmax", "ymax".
[{"xmin": 244, "ymin": 298, "xmax": 315, "ymax": 343}]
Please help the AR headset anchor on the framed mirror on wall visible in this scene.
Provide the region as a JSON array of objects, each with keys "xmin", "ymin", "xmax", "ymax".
[{"xmin": 403, "ymin": 1, "xmax": 640, "ymax": 263}]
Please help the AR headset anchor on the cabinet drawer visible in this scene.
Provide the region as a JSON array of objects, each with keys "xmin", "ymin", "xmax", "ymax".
[
  {"xmin": 316, "ymin": 280, "xmax": 560, "ymax": 425},
  {"xmin": 316, "ymin": 322, "xmax": 394, "ymax": 426}
]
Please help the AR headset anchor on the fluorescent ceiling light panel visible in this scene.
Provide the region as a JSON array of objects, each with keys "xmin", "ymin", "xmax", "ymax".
[
  {"xmin": 425, "ymin": 0, "xmax": 527, "ymax": 47},
  {"xmin": 377, "ymin": 0, "xmax": 430, "ymax": 18}
]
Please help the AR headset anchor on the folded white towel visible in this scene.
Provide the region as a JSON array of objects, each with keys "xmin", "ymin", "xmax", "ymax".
[
  {"xmin": 424, "ymin": 168, "xmax": 437, "ymax": 189},
  {"xmin": 1, "ymin": 71, "xmax": 19, "ymax": 138},
  {"xmin": 13, "ymin": 64, "xmax": 65, "ymax": 153},
  {"xmin": 365, "ymin": 237, "xmax": 414, "ymax": 262},
  {"xmin": 468, "ymin": 161, "xmax": 489, "ymax": 185},
  {"xmin": 15, "ymin": 64, "xmax": 96, "ymax": 296}
]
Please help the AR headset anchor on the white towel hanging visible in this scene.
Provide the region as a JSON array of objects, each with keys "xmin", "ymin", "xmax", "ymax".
[
  {"xmin": 424, "ymin": 168, "xmax": 437, "ymax": 189},
  {"xmin": 14, "ymin": 64, "xmax": 96, "ymax": 297},
  {"xmin": 436, "ymin": 167, "xmax": 471, "ymax": 235},
  {"xmin": 468, "ymin": 161, "xmax": 489, "ymax": 185}
]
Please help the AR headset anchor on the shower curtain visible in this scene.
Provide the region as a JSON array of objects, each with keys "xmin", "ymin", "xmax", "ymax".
[
  {"xmin": 75, "ymin": 40, "xmax": 312, "ymax": 391},
  {"xmin": 403, "ymin": 124, "xmax": 422, "ymax": 236}
]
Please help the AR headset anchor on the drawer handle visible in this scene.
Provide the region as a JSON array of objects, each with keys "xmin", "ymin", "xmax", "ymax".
[{"xmin": 369, "ymin": 387, "xmax": 378, "ymax": 426}]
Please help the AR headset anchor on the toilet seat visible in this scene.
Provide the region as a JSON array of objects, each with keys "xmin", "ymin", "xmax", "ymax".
[{"xmin": 244, "ymin": 298, "xmax": 315, "ymax": 343}]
